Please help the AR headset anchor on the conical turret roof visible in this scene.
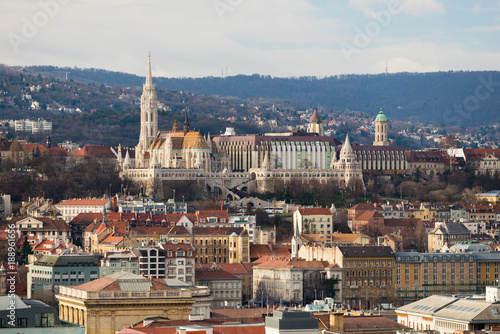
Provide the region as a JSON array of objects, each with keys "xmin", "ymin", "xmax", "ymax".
[
  {"xmin": 340, "ymin": 134, "xmax": 355, "ymax": 157},
  {"xmin": 149, "ymin": 150, "xmax": 160, "ymax": 168},
  {"xmin": 123, "ymin": 150, "xmax": 132, "ymax": 166},
  {"xmin": 309, "ymin": 110, "xmax": 322, "ymax": 124}
]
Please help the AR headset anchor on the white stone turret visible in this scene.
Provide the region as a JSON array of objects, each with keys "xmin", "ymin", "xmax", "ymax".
[
  {"xmin": 307, "ymin": 110, "xmax": 324, "ymax": 136},
  {"xmin": 195, "ymin": 152, "xmax": 203, "ymax": 169},
  {"xmin": 339, "ymin": 134, "xmax": 355, "ymax": 160},
  {"xmin": 330, "ymin": 147, "xmax": 338, "ymax": 168},
  {"xmin": 335, "ymin": 134, "xmax": 363, "ymax": 188},
  {"xmin": 149, "ymin": 150, "xmax": 160, "ymax": 169},
  {"xmin": 206, "ymin": 133, "xmax": 212, "ymax": 151},
  {"xmin": 291, "ymin": 219, "xmax": 301, "ymax": 259},
  {"xmin": 262, "ymin": 150, "xmax": 270, "ymax": 170},
  {"xmin": 123, "ymin": 150, "xmax": 132, "ymax": 171}
]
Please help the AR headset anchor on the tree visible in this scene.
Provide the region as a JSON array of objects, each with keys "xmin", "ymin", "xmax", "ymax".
[
  {"xmin": 303, "ymin": 271, "xmax": 326, "ymax": 304},
  {"xmin": 413, "ymin": 167, "xmax": 423, "ymax": 183},
  {"xmin": 255, "ymin": 208, "xmax": 271, "ymax": 227},
  {"xmin": 333, "ymin": 210, "xmax": 350, "ymax": 233},
  {"xmin": 21, "ymin": 237, "xmax": 33, "ymax": 264},
  {"xmin": 325, "ymin": 277, "xmax": 340, "ymax": 299}
]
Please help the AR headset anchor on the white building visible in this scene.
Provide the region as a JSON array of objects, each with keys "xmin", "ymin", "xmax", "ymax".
[
  {"xmin": 132, "ymin": 246, "xmax": 166, "ymax": 279},
  {"xmin": 10, "ymin": 118, "xmax": 52, "ymax": 133},
  {"xmin": 160, "ymin": 241, "xmax": 196, "ymax": 284},
  {"xmin": 228, "ymin": 215, "xmax": 256, "ymax": 243},
  {"xmin": 55, "ymin": 198, "xmax": 111, "ymax": 222},
  {"xmin": 396, "ymin": 293, "xmax": 500, "ymax": 334},
  {"xmin": 293, "ymin": 207, "xmax": 333, "ymax": 235}
]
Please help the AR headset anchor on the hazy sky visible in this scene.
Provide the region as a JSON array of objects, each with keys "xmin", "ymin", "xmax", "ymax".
[{"xmin": 2, "ymin": 0, "xmax": 500, "ymax": 78}]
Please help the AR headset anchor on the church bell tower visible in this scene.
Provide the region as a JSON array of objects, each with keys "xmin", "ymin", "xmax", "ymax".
[{"xmin": 136, "ymin": 53, "xmax": 159, "ymax": 167}]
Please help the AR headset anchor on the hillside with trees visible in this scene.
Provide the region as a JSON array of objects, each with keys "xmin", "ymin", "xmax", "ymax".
[{"xmin": 28, "ymin": 66, "xmax": 500, "ymax": 127}]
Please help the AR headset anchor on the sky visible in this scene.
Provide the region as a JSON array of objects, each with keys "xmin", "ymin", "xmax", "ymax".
[{"xmin": 1, "ymin": 0, "xmax": 500, "ymax": 78}]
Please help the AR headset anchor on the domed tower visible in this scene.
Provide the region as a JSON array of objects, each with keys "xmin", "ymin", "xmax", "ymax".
[
  {"xmin": 307, "ymin": 110, "xmax": 324, "ymax": 136},
  {"xmin": 373, "ymin": 108, "xmax": 389, "ymax": 146}
]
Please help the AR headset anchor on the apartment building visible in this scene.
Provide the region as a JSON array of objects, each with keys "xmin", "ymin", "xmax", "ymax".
[
  {"xmin": 293, "ymin": 207, "xmax": 333, "ymax": 235},
  {"xmin": 161, "ymin": 241, "xmax": 196, "ymax": 284},
  {"xmin": 28, "ymin": 254, "xmax": 98, "ymax": 300}
]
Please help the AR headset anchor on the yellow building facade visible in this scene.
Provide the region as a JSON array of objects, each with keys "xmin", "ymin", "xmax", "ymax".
[{"xmin": 56, "ymin": 271, "xmax": 209, "ymax": 334}]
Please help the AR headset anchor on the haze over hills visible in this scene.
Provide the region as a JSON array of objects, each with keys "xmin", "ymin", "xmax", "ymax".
[{"xmin": 27, "ymin": 65, "xmax": 500, "ymax": 127}]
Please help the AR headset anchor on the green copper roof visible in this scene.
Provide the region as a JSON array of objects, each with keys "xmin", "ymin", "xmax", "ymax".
[{"xmin": 375, "ymin": 108, "xmax": 387, "ymax": 122}]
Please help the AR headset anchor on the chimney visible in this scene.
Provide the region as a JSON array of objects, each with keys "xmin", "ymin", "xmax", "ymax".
[
  {"xmin": 329, "ymin": 312, "xmax": 344, "ymax": 333},
  {"xmin": 268, "ymin": 241, "xmax": 273, "ymax": 251}
]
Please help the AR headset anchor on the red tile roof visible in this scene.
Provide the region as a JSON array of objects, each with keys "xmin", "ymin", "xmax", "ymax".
[
  {"xmin": 56, "ymin": 198, "xmax": 110, "ymax": 206},
  {"xmin": 72, "ymin": 145, "xmax": 116, "ymax": 158},
  {"xmin": 296, "ymin": 208, "xmax": 332, "ymax": 216},
  {"xmin": 101, "ymin": 235, "xmax": 123, "ymax": 245},
  {"xmin": 464, "ymin": 148, "xmax": 500, "ymax": 160},
  {"xmin": 255, "ymin": 258, "xmax": 328, "ymax": 269},
  {"xmin": 195, "ymin": 269, "xmax": 241, "ymax": 280},
  {"xmin": 354, "ymin": 211, "xmax": 384, "ymax": 220}
]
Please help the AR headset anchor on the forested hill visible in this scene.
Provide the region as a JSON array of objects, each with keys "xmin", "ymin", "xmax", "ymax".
[{"xmin": 28, "ymin": 66, "xmax": 500, "ymax": 127}]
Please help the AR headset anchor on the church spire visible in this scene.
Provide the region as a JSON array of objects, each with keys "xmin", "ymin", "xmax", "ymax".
[
  {"xmin": 146, "ymin": 52, "xmax": 153, "ymax": 87},
  {"xmin": 183, "ymin": 107, "xmax": 190, "ymax": 135}
]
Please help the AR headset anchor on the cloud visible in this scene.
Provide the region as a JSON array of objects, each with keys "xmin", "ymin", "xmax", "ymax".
[
  {"xmin": 467, "ymin": 25, "xmax": 500, "ymax": 32},
  {"xmin": 0, "ymin": 0, "xmax": 498, "ymax": 78},
  {"xmin": 348, "ymin": 0, "xmax": 445, "ymax": 17}
]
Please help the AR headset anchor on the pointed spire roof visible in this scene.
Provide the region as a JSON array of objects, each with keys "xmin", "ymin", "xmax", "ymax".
[
  {"xmin": 309, "ymin": 110, "xmax": 322, "ymax": 124},
  {"xmin": 330, "ymin": 149, "xmax": 337, "ymax": 168},
  {"xmin": 123, "ymin": 150, "xmax": 132, "ymax": 167},
  {"xmin": 150, "ymin": 150, "xmax": 160, "ymax": 168},
  {"xmin": 183, "ymin": 107, "xmax": 190, "ymax": 134},
  {"xmin": 294, "ymin": 219, "xmax": 300, "ymax": 238},
  {"xmin": 340, "ymin": 134, "xmax": 354, "ymax": 157},
  {"xmin": 262, "ymin": 150, "xmax": 270, "ymax": 170},
  {"xmin": 195, "ymin": 152, "xmax": 202, "ymax": 168},
  {"xmin": 145, "ymin": 52, "xmax": 153, "ymax": 87},
  {"xmin": 172, "ymin": 119, "xmax": 179, "ymax": 132}
]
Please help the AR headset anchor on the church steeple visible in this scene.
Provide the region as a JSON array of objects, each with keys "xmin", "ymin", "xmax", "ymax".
[
  {"xmin": 146, "ymin": 52, "xmax": 153, "ymax": 87},
  {"xmin": 136, "ymin": 53, "xmax": 159, "ymax": 168},
  {"xmin": 183, "ymin": 107, "xmax": 190, "ymax": 135}
]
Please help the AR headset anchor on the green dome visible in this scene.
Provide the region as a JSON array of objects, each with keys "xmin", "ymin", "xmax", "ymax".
[{"xmin": 375, "ymin": 108, "xmax": 387, "ymax": 122}]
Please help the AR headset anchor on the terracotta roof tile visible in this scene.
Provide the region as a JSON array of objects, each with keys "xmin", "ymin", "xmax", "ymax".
[
  {"xmin": 56, "ymin": 198, "xmax": 110, "ymax": 206},
  {"xmin": 297, "ymin": 208, "xmax": 332, "ymax": 215}
]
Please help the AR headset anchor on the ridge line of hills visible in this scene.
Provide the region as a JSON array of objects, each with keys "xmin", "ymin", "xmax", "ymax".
[{"xmin": 25, "ymin": 65, "xmax": 500, "ymax": 127}]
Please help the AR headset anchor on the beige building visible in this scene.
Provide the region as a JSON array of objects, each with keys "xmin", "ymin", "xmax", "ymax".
[
  {"xmin": 56, "ymin": 271, "xmax": 211, "ymax": 334},
  {"xmin": 195, "ymin": 267, "xmax": 242, "ymax": 308},
  {"xmin": 252, "ymin": 258, "xmax": 330, "ymax": 305},
  {"xmin": 293, "ymin": 207, "xmax": 333, "ymax": 235},
  {"xmin": 334, "ymin": 246, "xmax": 395, "ymax": 308},
  {"xmin": 475, "ymin": 191, "xmax": 500, "ymax": 205},
  {"xmin": 55, "ymin": 198, "xmax": 111, "ymax": 223},
  {"xmin": 165, "ymin": 226, "xmax": 250, "ymax": 264},
  {"xmin": 427, "ymin": 221, "xmax": 471, "ymax": 252}
]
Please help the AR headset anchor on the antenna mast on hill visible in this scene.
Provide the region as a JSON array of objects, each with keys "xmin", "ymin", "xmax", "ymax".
[{"xmin": 385, "ymin": 61, "xmax": 388, "ymax": 76}]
